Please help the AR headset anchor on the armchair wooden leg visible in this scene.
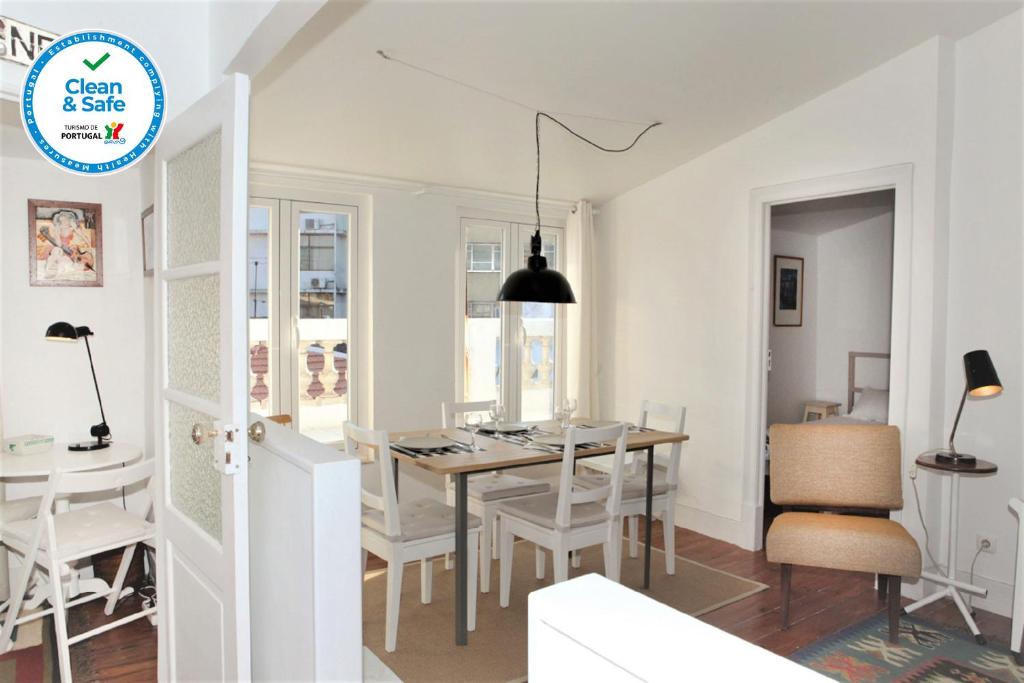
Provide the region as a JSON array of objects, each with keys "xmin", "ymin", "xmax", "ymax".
[
  {"xmin": 878, "ymin": 573, "xmax": 889, "ymax": 600},
  {"xmin": 781, "ymin": 564, "xmax": 792, "ymax": 629},
  {"xmin": 887, "ymin": 575, "xmax": 902, "ymax": 643}
]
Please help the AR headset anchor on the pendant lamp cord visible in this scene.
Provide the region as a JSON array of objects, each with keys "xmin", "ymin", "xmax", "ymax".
[{"xmin": 534, "ymin": 112, "xmax": 661, "ymax": 249}]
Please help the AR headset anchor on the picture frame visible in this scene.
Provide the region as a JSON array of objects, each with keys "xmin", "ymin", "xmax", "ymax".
[
  {"xmin": 141, "ymin": 204, "xmax": 155, "ymax": 275},
  {"xmin": 773, "ymin": 254, "xmax": 803, "ymax": 326},
  {"xmin": 28, "ymin": 199, "xmax": 103, "ymax": 287}
]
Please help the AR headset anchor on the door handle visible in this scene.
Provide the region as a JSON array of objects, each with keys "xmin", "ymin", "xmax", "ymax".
[
  {"xmin": 248, "ymin": 421, "xmax": 266, "ymax": 443},
  {"xmin": 191, "ymin": 423, "xmax": 217, "ymax": 445}
]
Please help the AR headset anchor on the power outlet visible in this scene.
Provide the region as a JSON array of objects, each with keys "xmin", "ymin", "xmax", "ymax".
[{"xmin": 976, "ymin": 535, "xmax": 996, "ymax": 554}]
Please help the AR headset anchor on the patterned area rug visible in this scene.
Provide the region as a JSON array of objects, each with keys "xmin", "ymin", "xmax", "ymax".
[
  {"xmin": 792, "ymin": 613, "xmax": 1023, "ymax": 682},
  {"xmin": 0, "ymin": 618, "xmax": 55, "ymax": 683}
]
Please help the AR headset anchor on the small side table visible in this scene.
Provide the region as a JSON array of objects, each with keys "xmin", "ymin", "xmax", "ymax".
[
  {"xmin": 903, "ymin": 454, "xmax": 998, "ymax": 644},
  {"xmin": 803, "ymin": 401, "xmax": 841, "ymax": 422}
]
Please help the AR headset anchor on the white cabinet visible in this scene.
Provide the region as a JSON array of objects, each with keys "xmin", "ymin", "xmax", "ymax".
[
  {"xmin": 528, "ymin": 573, "xmax": 828, "ymax": 682},
  {"xmin": 249, "ymin": 420, "xmax": 362, "ymax": 681}
]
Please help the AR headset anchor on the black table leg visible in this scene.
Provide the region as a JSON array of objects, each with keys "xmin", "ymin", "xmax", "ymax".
[
  {"xmin": 455, "ymin": 472, "xmax": 468, "ymax": 646},
  {"xmin": 644, "ymin": 445, "xmax": 654, "ymax": 589},
  {"xmin": 393, "ymin": 457, "xmax": 399, "ymax": 500}
]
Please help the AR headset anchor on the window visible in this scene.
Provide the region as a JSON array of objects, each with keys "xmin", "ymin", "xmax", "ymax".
[
  {"xmin": 248, "ymin": 199, "xmax": 356, "ymax": 443},
  {"xmin": 461, "ymin": 218, "xmax": 565, "ymax": 421},
  {"xmin": 467, "ymin": 242, "xmax": 501, "ymax": 272}
]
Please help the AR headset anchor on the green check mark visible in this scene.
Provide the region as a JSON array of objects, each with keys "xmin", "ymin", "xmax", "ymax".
[{"xmin": 82, "ymin": 52, "xmax": 110, "ymax": 71}]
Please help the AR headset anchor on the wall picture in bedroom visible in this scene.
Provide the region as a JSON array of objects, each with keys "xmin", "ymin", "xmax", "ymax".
[{"xmin": 773, "ymin": 254, "xmax": 803, "ymax": 326}]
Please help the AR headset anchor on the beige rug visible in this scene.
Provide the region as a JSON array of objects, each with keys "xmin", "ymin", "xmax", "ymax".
[{"xmin": 363, "ymin": 543, "xmax": 768, "ymax": 683}]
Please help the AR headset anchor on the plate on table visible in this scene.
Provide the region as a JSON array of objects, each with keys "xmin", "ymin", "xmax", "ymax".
[
  {"xmin": 480, "ymin": 422, "xmax": 530, "ymax": 434},
  {"xmin": 398, "ymin": 436, "xmax": 452, "ymax": 451}
]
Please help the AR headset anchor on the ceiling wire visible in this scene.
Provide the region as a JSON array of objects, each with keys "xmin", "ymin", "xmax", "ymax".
[
  {"xmin": 376, "ymin": 49, "xmax": 657, "ymax": 128},
  {"xmin": 376, "ymin": 49, "xmax": 662, "ymax": 235},
  {"xmin": 535, "ymin": 112, "xmax": 660, "ymax": 231}
]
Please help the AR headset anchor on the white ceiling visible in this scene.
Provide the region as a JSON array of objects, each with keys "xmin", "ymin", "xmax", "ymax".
[{"xmin": 251, "ymin": 1, "xmax": 1020, "ymax": 204}]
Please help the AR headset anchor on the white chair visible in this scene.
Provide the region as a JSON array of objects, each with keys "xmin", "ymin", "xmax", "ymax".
[
  {"xmin": 441, "ymin": 400, "xmax": 550, "ymax": 592},
  {"xmin": 577, "ymin": 401, "xmax": 686, "ymax": 573},
  {"xmin": 349, "ymin": 422, "xmax": 481, "ymax": 652},
  {"xmin": 1011, "ymin": 497, "xmax": 1023, "ymax": 665},
  {"xmin": 0, "ymin": 460, "xmax": 156, "ymax": 682},
  {"xmin": 0, "ymin": 497, "xmax": 42, "ymax": 615},
  {"xmin": 497, "ymin": 423, "xmax": 628, "ymax": 607}
]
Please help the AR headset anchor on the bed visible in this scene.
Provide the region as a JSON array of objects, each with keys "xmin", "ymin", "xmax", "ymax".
[{"xmin": 814, "ymin": 350, "xmax": 891, "ymax": 425}]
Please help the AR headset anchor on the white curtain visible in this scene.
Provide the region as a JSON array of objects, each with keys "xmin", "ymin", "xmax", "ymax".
[{"xmin": 565, "ymin": 200, "xmax": 598, "ymax": 418}]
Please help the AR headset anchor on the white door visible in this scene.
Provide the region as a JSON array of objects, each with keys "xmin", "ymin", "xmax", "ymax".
[{"xmin": 154, "ymin": 73, "xmax": 251, "ymax": 681}]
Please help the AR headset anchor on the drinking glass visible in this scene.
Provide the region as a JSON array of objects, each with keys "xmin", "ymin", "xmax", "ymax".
[
  {"xmin": 554, "ymin": 406, "xmax": 568, "ymax": 432},
  {"xmin": 465, "ymin": 413, "xmax": 482, "ymax": 450},
  {"xmin": 489, "ymin": 404, "xmax": 505, "ymax": 428}
]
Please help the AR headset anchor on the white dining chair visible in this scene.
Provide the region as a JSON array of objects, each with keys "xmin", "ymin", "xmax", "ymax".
[
  {"xmin": 440, "ymin": 400, "xmax": 550, "ymax": 592},
  {"xmin": 349, "ymin": 422, "xmax": 481, "ymax": 652},
  {"xmin": 576, "ymin": 401, "xmax": 686, "ymax": 573},
  {"xmin": 1011, "ymin": 497, "xmax": 1023, "ymax": 665},
  {"xmin": 0, "ymin": 460, "xmax": 156, "ymax": 682},
  {"xmin": 0, "ymin": 497, "xmax": 42, "ymax": 616},
  {"xmin": 497, "ymin": 423, "xmax": 628, "ymax": 608}
]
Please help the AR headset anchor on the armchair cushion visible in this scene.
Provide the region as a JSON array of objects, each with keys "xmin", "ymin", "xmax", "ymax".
[
  {"xmin": 766, "ymin": 512, "xmax": 921, "ymax": 578},
  {"xmin": 769, "ymin": 424, "xmax": 903, "ymax": 510}
]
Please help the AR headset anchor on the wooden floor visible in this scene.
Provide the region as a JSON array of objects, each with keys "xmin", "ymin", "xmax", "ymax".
[{"xmin": 60, "ymin": 521, "xmax": 1012, "ymax": 681}]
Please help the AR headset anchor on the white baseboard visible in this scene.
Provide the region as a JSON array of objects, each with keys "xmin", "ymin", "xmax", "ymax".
[{"xmin": 674, "ymin": 501, "xmax": 748, "ymax": 548}]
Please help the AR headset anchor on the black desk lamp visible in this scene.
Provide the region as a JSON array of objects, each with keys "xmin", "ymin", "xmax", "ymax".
[
  {"xmin": 935, "ymin": 349, "xmax": 1002, "ymax": 465},
  {"xmin": 45, "ymin": 322, "xmax": 111, "ymax": 451}
]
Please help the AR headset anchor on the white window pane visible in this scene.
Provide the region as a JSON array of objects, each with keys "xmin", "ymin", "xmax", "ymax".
[
  {"xmin": 248, "ymin": 205, "xmax": 272, "ymax": 417},
  {"xmin": 297, "ymin": 210, "xmax": 350, "ymax": 443},
  {"xmin": 520, "ymin": 228, "xmax": 560, "ymax": 421},
  {"xmin": 464, "ymin": 224, "xmax": 503, "ymax": 403}
]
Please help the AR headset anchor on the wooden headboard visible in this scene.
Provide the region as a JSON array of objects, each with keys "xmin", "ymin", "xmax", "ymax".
[{"xmin": 848, "ymin": 351, "xmax": 891, "ymax": 412}]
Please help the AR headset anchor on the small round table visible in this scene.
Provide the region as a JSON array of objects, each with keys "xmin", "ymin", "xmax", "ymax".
[
  {"xmin": 0, "ymin": 442, "xmax": 143, "ymax": 606},
  {"xmin": 903, "ymin": 453, "xmax": 997, "ymax": 644}
]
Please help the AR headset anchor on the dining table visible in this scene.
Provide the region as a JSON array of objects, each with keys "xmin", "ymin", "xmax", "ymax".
[{"xmin": 388, "ymin": 418, "xmax": 689, "ymax": 647}]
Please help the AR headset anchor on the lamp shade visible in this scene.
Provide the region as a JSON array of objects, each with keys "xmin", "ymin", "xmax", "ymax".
[
  {"xmin": 45, "ymin": 321, "xmax": 79, "ymax": 341},
  {"xmin": 964, "ymin": 349, "xmax": 1002, "ymax": 397},
  {"xmin": 497, "ymin": 255, "xmax": 576, "ymax": 304}
]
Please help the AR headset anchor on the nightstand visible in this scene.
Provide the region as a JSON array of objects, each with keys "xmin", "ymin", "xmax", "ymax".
[{"xmin": 803, "ymin": 401, "xmax": 841, "ymax": 422}]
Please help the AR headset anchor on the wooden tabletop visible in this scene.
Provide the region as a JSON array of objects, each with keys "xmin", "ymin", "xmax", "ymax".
[
  {"xmin": 387, "ymin": 420, "xmax": 689, "ymax": 475},
  {"xmin": 916, "ymin": 453, "xmax": 997, "ymax": 474}
]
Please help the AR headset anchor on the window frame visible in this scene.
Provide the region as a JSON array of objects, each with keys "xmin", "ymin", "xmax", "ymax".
[
  {"xmin": 248, "ymin": 196, "xmax": 359, "ymax": 440},
  {"xmin": 456, "ymin": 216, "xmax": 567, "ymax": 423}
]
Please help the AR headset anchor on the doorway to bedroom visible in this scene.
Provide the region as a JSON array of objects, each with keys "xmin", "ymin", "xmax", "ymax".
[{"xmin": 762, "ymin": 188, "xmax": 896, "ymax": 538}]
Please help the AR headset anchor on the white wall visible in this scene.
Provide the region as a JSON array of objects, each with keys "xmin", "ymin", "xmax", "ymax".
[
  {"xmin": 0, "ymin": 1, "xmax": 212, "ymax": 117},
  {"xmin": 766, "ymin": 230, "xmax": 818, "ymax": 425},
  {"xmin": 595, "ymin": 37, "xmax": 954, "ymax": 549},
  {"xmin": 816, "ymin": 212, "xmax": 894, "ymax": 407},
  {"xmin": 0, "ymin": 124, "xmax": 146, "ymax": 485},
  {"xmin": 942, "ymin": 10, "xmax": 1023, "ymax": 617}
]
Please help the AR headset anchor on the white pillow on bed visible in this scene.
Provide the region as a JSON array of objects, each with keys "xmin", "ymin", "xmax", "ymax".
[{"xmin": 849, "ymin": 388, "xmax": 889, "ymax": 423}]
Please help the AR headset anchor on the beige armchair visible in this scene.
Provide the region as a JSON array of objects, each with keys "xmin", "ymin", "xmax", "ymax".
[{"xmin": 766, "ymin": 424, "xmax": 921, "ymax": 643}]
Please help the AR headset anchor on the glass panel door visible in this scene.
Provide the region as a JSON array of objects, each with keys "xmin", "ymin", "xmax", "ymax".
[
  {"xmin": 292, "ymin": 202, "xmax": 353, "ymax": 443},
  {"xmin": 247, "ymin": 202, "xmax": 274, "ymax": 417},
  {"xmin": 463, "ymin": 220, "xmax": 506, "ymax": 405},
  {"xmin": 517, "ymin": 224, "xmax": 561, "ymax": 421},
  {"xmin": 459, "ymin": 219, "xmax": 564, "ymax": 422}
]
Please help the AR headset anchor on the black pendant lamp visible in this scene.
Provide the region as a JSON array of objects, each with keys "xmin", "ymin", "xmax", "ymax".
[{"xmin": 497, "ymin": 113, "xmax": 660, "ymax": 304}]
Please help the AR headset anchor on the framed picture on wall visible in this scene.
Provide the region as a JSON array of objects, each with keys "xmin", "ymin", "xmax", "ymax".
[
  {"xmin": 773, "ymin": 255, "xmax": 803, "ymax": 326},
  {"xmin": 28, "ymin": 199, "xmax": 103, "ymax": 287},
  {"xmin": 141, "ymin": 205, "xmax": 155, "ymax": 275}
]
